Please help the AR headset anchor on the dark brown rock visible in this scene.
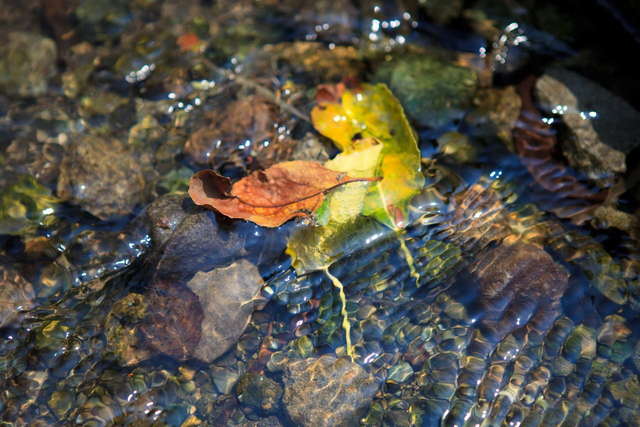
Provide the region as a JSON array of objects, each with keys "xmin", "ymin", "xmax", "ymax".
[
  {"xmin": 139, "ymin": 280, "xmax": 203, "ymax": 360},
  {"xmin": 468, "ymin": 241, "xmax": 570, "ymax": 342},
  {"xmin": 183, "ymin": 95, "xmax": 296, "ymax": 171},
  {"xmin": 145, "ymin": 193, "xmax": 193, "ymax": 249}
]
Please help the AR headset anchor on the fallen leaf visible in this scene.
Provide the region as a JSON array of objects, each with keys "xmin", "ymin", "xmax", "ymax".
[
  {"xmin": 189, "ymin": 161, "xmax": 378, "ymax": 227},
  {"xmin": 321, "ymin": 144, "xmax": 384, "ymax": 224},
  {"xmin": 286, "ymin": 215, "xmax": 387, "ymax": 274},
  {"xmin": 285, "ymin": 145, "xmax": 385, "ymax": 272},
  {"xmin": 311, "ymin": 82, "xmax": 424, "ymax": 228}
]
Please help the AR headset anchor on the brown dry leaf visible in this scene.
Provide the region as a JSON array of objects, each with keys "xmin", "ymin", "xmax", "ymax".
[{"xmin": 189, "ymin": 161, "xmax": 378, "ymax": 227}]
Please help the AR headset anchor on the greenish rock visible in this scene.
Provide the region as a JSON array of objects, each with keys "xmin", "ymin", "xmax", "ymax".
[
  {"xmin": 75, "ymin": 0, "xmax": 130, "ymax": 42},
  {"xmin": 609, "ymin": 375, "xmax": 640, "ymax": 410},
  {"xmin": 79, "ymin": 90, "xmax": 129, "ymax": 117},
  {"xmin": 387, "ymin": 362, "xmax": 414, "ymax": 384},
  {"xmin": 373, "ymin": 54, "xmax": 477, "ymax": 129},
  {"xmin": 236, "ymin": 373, "xmax": 283, "ymax": 413},
  {"xmin": 292, "ymin": 336, "xmax": 315, "ymax": 358},
  {"xmin": 0, "ymin": 32, "xmax": 57, "ymax": 97},
  {"xmin": 57, "ymin": 135, "xmax": 153, "ymax": 220},
  {"xmin": 283, "ymin": 355, "xmax": 379, "ymax": 427},
  {"xmin": 437, "ymin": 132, "xmax": 477, "ymax": 164},
  {"xmin": 0, "ymin": 174, "xmax": 58, "ymax": 235},
  {"xmin": 0, "ymin": 261, "xmax": 35, "ymax": 328},
  {"xmin": 157, "ymin": 168, "xmax": 193, "ymax": 195},
  {"xmin": 105, "ymin": 293, "xmax": 152, "ymax": 366}
]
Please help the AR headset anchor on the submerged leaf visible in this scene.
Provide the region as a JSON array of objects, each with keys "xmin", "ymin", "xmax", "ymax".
[
  {"xmin": 286, "ymin": 215, "xmax": 387, "ymax": 274},
  {"xmin": 0, "ymin": 174, "xmax": 59, "ymax": 235},
  {"xmin": 189, "ymin": 161, "xmax": 377, "ymax": 227}
]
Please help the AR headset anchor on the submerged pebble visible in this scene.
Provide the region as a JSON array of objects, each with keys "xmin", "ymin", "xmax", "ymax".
[
  {"xmin": 283, "ymin": 355, "xmax": 379, "ymax": 427},
  {"xmin": 57, "ymin": 135, "xmax": 154, "ymax": 220},
  {"xmin": 0, "ymin": 260, "xmax": 35, "ymax": 328}
]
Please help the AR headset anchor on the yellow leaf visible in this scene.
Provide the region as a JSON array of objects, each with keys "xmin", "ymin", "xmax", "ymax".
[{"xmin": 311, "ymin": 82, "xmax": 424, "ymax": 228}]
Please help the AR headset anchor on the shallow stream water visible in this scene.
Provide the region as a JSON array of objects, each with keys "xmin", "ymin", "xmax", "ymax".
[{"xmin": 1, "ymin": 1, "xmax": 640, "ymax": 426}]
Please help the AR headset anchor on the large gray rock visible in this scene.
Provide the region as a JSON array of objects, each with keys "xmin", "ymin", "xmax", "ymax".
[
  {"xmin": 187, "ymin": 259, "xmax": 264, "ymax": 363},
  {"xmin": 535, "ymin": 68, "xmax": 640, "ymax": 176},
  {"xmin": 283, "ymin": 355, "xmax": 379, "ymax": 427}
]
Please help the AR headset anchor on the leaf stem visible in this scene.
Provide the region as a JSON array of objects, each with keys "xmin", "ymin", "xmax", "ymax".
[{"xmin": 323, "ymin": 267, "xmax": 354, "ymax": 361}]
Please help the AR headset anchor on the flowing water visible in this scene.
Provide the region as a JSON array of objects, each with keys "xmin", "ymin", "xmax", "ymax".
[{"xmin": 1, "ymin": 1, "xmax": 640, "ymax": 426}]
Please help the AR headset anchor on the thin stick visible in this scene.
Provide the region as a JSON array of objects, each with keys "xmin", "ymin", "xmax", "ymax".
[{"xmin": 201, "ymin": 58, "xmax": 311, "ymax": 122}]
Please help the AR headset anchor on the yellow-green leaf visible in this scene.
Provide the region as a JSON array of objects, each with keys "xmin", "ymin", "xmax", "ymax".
[
  {"xmin": 286, "ymin": 216, "xmax": 387, "ymax": 274},
  {"xmin": 322, "ymin": 143, "xmax": 383, "ymax": 224},
  {"xmin": 311, "ymin": 82, "xmax": 424, "ymax": 228}
]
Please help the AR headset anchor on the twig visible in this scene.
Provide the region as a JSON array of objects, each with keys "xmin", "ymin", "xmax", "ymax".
[{"xmin": 202, "ymin": 58, "xmax": 311, "ymax": 122}]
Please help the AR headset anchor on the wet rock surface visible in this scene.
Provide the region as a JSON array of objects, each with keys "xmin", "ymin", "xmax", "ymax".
[
  {"xmin": 140, "ymin": 280, "xmax": 204, "ymax": 360},
  {"xmin": 466, "ymin": 241, "xmax": 570, "ymax": 342},
  {"xmin": 373, "ymin": 54, "xmax": 477, "ymax": 130},
  {"xmin": 236, "ymin": 372, "xmax": 283, "ymax": 413},
  {"xmin": 535, "ymin": 68, "xmax": 640, "ymax": 175},
  {"xmin": 184, "ymin": 94, "xmax": 297, "ymax": 171},
  {"xmin": 2, "ymin": 1, "xmax": 640, "ymax": 426},
  {"xmin": 188, "ymin": 260, "xmax": 265, "ymax": 363},
  {"xmin": 467, "ymin": 86, "xmax": 522, "ymax": 149},
  {"xmin": 63, "ymin": 225, "xmax": 151, "ymax": 284},
  {"xmin": 144, "ymin": 193, "xmax": 193, "ymax": 249},
  {"xmin": 0, "ymin": 32, "xmax": 57, "ymax": 97},
  {"xmin": 0, "ymin": 174, "xmax": 58, "ymax": 235},
  {"xmin": 57, "ymin": 135, "xmax": 153, "ymax": 220},
  {"xmin": 283, "ymin": 355, "xmax": 379, "ymax": 427}
]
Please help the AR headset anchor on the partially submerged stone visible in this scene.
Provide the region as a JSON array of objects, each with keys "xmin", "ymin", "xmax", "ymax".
[
  {"xmin": 183, "ymin": 95, "xmax": 297, "ymax": 171},
  {"xmin": 467, "ymin": 86, "xmax": 521, "ymax": 150},
  {"xmin": 283, "ymin": 355, "xmax": 379, "ymax": 427},
  {"xmin": 144, "ymin": 193, "xmax": 193, "ymax": 249},
  {"xmin": 535, "ymin": 68, "xmax": 640, "ymax": 176}
]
